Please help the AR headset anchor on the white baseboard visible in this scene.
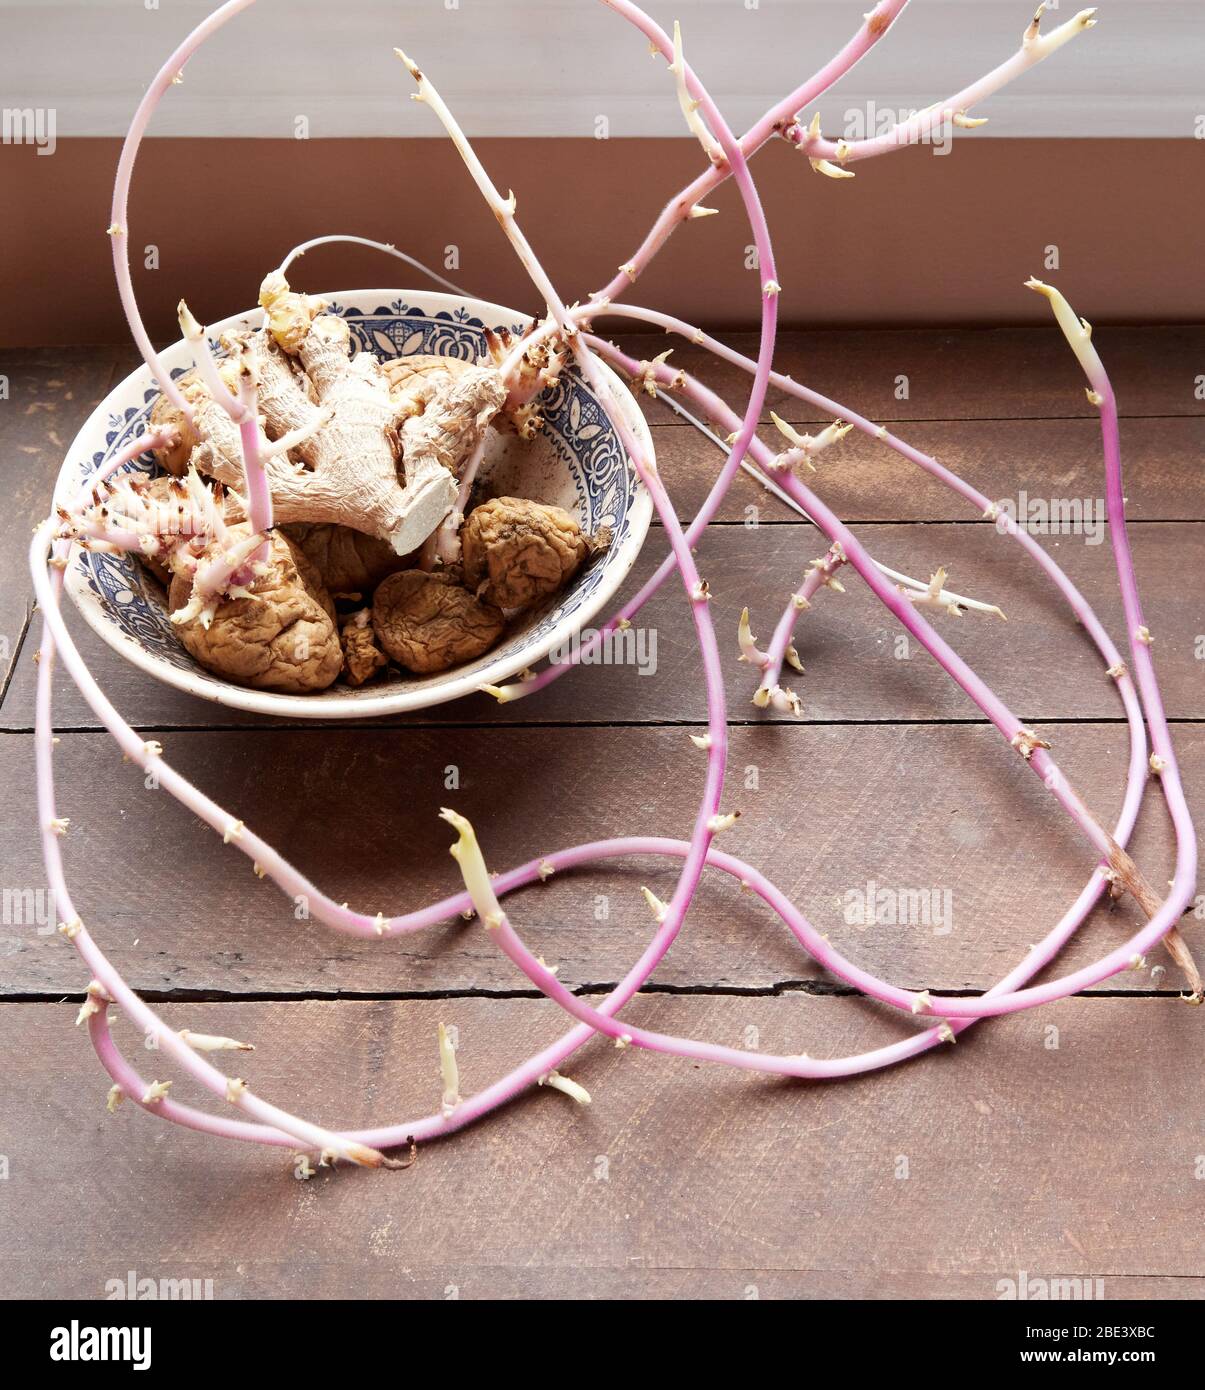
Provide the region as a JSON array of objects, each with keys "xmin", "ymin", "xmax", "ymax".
[{"xmin": 1, "ymin": 0, "xmax": 1199, "ymax": 139}]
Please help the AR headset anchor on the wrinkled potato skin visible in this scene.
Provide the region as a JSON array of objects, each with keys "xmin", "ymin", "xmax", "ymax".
[
  {"xmin": 149, "ymin": 370, "xmax": 208, "ymax": 475},
  {"xmin": 169, "ymin": 529, "xmax": 343, "ymax": 693},
  {"xmin": 141, "ymin": 551, "xmax": 172, "ymax": 587},
  {"xmin": 150, "ymin": 361, "xmax": 244, "ymax": 474},
  {"xmin": 461, "ymin": 497, "xmax": 588, "ymax": 610},
  {"xmin": 340, "ymin": 610, "xmax": 389, "ymax": 687},
  {"xmin": 372, "ymin": 570, "xmax": 505, "ymax": 674},
  {"xmin": 281, "ymin": 521, "xmax": 412, "ymax": 596}
]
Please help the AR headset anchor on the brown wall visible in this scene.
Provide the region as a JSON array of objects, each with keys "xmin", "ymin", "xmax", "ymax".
[{"xmin": 2, "ymin": 137, "xmax": 1202, "ymax": 347}]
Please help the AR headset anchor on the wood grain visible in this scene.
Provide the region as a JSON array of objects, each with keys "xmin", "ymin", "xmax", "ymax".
[
  {"xmin": 0, "ymin": 996, "xmax": 1199, "ymax": 1299},
  {"xmin": 8, "ymin": 521, "xmax": 1203, "ymax": 729},
  {"xmin": 615, "ymin": 326, "xmax": 1205, "ymax": 427},
  {"xmin": 2, "ymin": 723, "xmax": 1199, "ymax": 998},
  {"xmin": 4, "ymin": 329, "xmax": 1202, "ymax": 1301},
  {"xmin": 653, "ymin": 414, "xmax": 1205, "ymax": 524},
  {"xmin": 0, "ymin": 348, "xmax": 123, "ymax": 696}
]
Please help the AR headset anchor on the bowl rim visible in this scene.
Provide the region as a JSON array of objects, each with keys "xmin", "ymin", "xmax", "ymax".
[{"xmin": 55, "ymin": 288, "xmax": 654, "ymax": 719}]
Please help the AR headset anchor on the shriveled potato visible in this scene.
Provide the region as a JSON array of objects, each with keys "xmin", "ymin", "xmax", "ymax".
[
  {"xmin": 372, "ymin": 570, "xmax": 504, "ymax": 674},
  {"xmin": 148, "ymin": 363, "xmax": 239, "ymax": 475},
  {"xmin": 148, "ymin": 370, "xmax": 207, "ymax": 475},
  {"xmin": 461, "ymin": 496, "xmax": 594, "ymax": 610},
  {"xmin": 281, "ymin": 521, "xmax": 412, "ymax": 597},
  {"xmin": 169, "ymin": 528, "xmax": 342, "ymax": 693},
  {"xmin": 340, "ymin": 608, "xmax": 389, "ymax": 687}
]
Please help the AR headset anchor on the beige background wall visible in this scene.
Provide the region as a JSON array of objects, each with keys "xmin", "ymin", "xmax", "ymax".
[{"xmin": 2, "ymin": 136, "xmax": 1201, "ymax": 348}]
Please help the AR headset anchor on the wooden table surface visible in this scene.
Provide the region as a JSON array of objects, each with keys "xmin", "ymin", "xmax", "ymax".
[{"xmin": 1, "ymin": 328, "xmax": 1202, "ymax": 1301}]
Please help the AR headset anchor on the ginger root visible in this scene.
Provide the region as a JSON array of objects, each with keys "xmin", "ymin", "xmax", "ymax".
[
  {"xmin": 383, "ymin": 354, "xmax": 481, "ymax": 419},
  {"xmin": 372, "ymin": 570, "xmax": 505, "ymax": 674},
  {"xmin": 177, "ymin": 272, "xmax": 508, "ymax": 557},
  {"xmin": 385, "ymin": 346, "xmax": 561, "ymax": 441},
  {"xmin": 169, "ymin": 527, "xmax": 342, "ymax": 693},
  {"xmin": 461, "ymin": 496, "xmax": 599, "ymax": 610}
]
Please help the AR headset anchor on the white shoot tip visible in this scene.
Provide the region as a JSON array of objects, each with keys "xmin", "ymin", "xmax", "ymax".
[
  {"xmin": 394, "ymin": 48, "xmax": 422, "ymax": 79},
  {"xmin": 737, "ymin": 606, "xmax": 761, "ymax": 663},
  {"xmin": 439, "ymin": 805, "xmax": 474, "ymax": 842},
  {"xmin": 177, "ymin": 300, "xmax": 203, "ymax": 340},
  {"xmin": 770, "ymin": 412, "xmax": 805, "ymax": 447},
  {"xmin": 179, "ymin": 1030, "xmax": 255, "ymax": 1053},
  {"xmin": 441, "ymin": 808, "xmax": 504, "ymax": 926},
  {"xmin": 539, "ymin": 1071, "xmax": 592, "ymax": 1106},
  {"xmin": 809, "ymin": 158, "xmax": 855, "ymax": 180},
  {"xmin": 640, "ymin": 885, "xmax": 669, "ymax": 924}
]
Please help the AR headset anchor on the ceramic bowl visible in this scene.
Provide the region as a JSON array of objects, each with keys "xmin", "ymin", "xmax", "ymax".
[{"xmin": 54, "ymin": 289, "xmax": 653, "ymax": 717}]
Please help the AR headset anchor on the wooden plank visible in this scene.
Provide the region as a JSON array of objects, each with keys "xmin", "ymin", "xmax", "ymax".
[
  {"xmin": 617, "ymin": 326, "xmax": 1205, "ymax": 427},
  {"xmin": 8, "ymin": 521, "xmax": 1203, "ymax": 729},
  {"xmin": 654, "ymin": 415, "xmax": 1205, "ymax": 525},
  {"xmin": 2, "ymin": 722, "xmax": 1199, "ymax": 998},
  {"xmin": 0, "ymin": 995, "xmax": 1199, "ymax": 1299},
  {"xmin": 86, "ymin": 326, "xmax": 1205, "ymax": 422},
  {"xmin": 0, "ymin": 347, "xmax": 122, "ymax": 697},
  {"xmin": 97, "ymin": 337, "xmax": 1205, "ymax": 499},
  {"xmin": 8, "ymin": 342, "xmax": 1198, "ymax": 714},
  {"xmin": 10, "ymin": 354, "xmax": 1202, "ymax": 560}
]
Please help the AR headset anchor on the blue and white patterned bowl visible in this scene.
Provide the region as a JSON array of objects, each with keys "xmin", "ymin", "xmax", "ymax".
[{"xmin": 55, "ymin": 290, "xmax": 653, "ymax": 718}]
